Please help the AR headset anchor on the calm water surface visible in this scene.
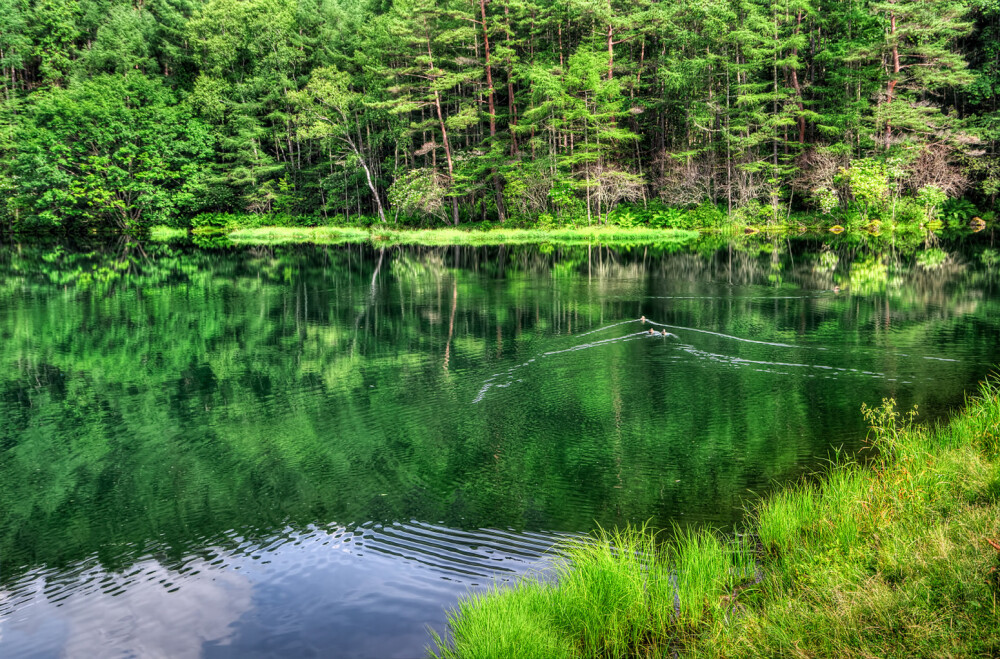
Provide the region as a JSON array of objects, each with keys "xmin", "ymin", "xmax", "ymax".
[{"xmin": 1, "ymin": 233, "xmax": 999, "ymax": 657}]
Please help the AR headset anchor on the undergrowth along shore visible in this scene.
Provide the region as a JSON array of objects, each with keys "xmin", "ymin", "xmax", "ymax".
[
  {"xmin": 432, "ymin": 384, "xmax": 1000, "ymax": 658},
  {"xmin": 158, "ymin": 225, "xmax": 702, "ymax": 247},
  {"xmin": 147, "ymin": 214, "xmax": 995, "ymax": 247}
]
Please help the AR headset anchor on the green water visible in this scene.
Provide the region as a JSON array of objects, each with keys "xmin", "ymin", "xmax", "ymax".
[{"xmin": 1, "ymin": 234, "xmax": 999, "ymax": 657}]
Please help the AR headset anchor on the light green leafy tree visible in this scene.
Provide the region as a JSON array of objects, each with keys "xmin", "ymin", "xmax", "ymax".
[
  {"xmin": 13, "ymin": 74, "xmax": 212, "ymax": 231},
  {"xmin": 296, "ymin": 66, "xmax": 388, "ymax": 223},
  {"xmin": 836, "ymin": 158, "xmax": 889, "ymax": 220}
]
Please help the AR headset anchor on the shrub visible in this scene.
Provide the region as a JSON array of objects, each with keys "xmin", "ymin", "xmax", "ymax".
[
  {"xmin": 648, "ymin": 207, "xmax": 692, "ymax": 229},
  {"xmin": 836, "ymin": 158, "xmax": 889, "ymax": 220},
  {"xmin": 190, "ymin": 212, "xmax": 234, "ymax": 230},
  {"xmin": 893, "ymin": 198, "xmax": 925, "ymax": 225},
  {"xmin": 940, "ymin": 198, "xmax": 978, "ymax": 228},
  {"xmin": 609, "ymin": 207, "xmax": 639, "ymax": 228},
  {"xmin": 388, "ymin": 168, "xmax": 450, "ymax": 223},
  {"xmin": 917, "ymin": 185, "xmax": 947, "ymax": 221},
  {"xmin": 813, "ymin": 187, "xmax": 839, "ymax": 215},
  {"xmin": 732, "ymin": 199, "xmax": 778, "ymax": 225},
  {"xmin": 690, "ymin": 201, "xmax": 726, "ymax": 228}
]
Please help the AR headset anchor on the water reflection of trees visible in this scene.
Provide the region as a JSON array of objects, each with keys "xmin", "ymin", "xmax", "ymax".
[{"xmin": 0, "ymin": 234, "xmax": 998, "ymax": 585}]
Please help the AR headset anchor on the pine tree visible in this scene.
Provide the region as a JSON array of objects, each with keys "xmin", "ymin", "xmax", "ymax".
[{"xmin": 870, "ymin": 0, "xmax": 974, "ymax": 146}]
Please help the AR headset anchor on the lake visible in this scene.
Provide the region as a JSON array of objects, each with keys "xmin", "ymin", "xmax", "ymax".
[{"xmin": 1, "ymin": 231, "xmax": 998, "ymax": 658}]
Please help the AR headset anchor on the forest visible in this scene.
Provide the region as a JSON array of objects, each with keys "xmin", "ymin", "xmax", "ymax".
[{"xmin": 1, "ymin": 0, "xmax": 999, "ymax": 233}]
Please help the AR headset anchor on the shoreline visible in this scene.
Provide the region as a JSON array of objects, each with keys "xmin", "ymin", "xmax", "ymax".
[
  {"xmin": 156, "ymin": 225, "xmax": 703, "ymax": 246},
  {"xmin": 144, "ymin": 222, "xmax": 946, "ymax": 247},
  {"xmin": 227, "ymin": 225, "xmax": 703, "ymax": 246},
  {"xmin": 432, "ymin": 384, "xmax": 1000, "ymax": 658}
]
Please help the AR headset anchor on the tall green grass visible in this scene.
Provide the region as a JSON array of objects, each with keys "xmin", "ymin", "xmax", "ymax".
[
  {"xmin": 432, "ymin": 525, "xmax": 757, "ymax": 659},
  {"xmin": 433, "ymin": 382, "xmax": 1000, "ymax": 658}
]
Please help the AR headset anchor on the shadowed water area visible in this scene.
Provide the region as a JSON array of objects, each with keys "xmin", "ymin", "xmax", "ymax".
[{"xmin": 1, "ymin": 233, "xmax": 999, "ymax": 658}]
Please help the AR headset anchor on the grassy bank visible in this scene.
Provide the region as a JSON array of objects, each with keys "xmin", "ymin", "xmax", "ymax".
[
  {"xmin": 433, "ymin": 384, "xmax": 1000, "ymax": 658},
  {"xmin": 218, "ymin": 225, "xmax": 701, "ymax": 247}
]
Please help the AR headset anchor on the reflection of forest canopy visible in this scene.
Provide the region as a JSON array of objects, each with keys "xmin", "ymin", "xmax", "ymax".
[{"xmin": 1, "ymin": 236, "xmax": 999, "ymax": 582}]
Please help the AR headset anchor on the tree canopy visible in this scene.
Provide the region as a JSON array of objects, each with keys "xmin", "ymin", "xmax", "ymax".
[{"xmin": 0, "ymin": 0, "xmax": 997, "ymax": 232}]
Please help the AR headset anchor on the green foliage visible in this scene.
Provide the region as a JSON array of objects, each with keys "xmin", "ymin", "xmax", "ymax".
[
  {"xmin": 12, "ymin": 74, "xmax": 211, "ymax": 232},
  {"xmin": 608, "ymin": 208, "xmax": 638, "ymax": 228},
  {"xmin": 733, "ymin": 200, "xmax": 781, "ymax": 226},
  {"xmin": 689, "ymin": 202, "xmax": 727, "ymax": 228},
  {"xmin": 648, "ymin": 207, "xmax": 693, "ymax": 229},
  {"xmin": 836, "ymin": 159, "xmax": 889, "ymax": 221},
  {"xmin": 191, "ymin": 212, "xmax": 239, "ymax": 230},
  {"xmin": 388, "ymin": 168, "xmax": 450, "ymax": 224},
  {"xmin": 915, "ymin": 248, "xmax": 948, "ymax": 270},
  {"xmin": 813, "ymin": 187, "xmax": 839, "ymax": 215},
  {"xmin": 917, "ymin": 185, "xmax": 948, "ymax": 221},
  {"xmin": 0, "ymin": 0, "xmax": 995, "ymax": 233},
  {"xmin": 941, "ymin": 197, "xmax": 979, "ymax": 228},
  {"xmin": 894, "ymin": 197, "xmax": 926, "ymax": 225}
]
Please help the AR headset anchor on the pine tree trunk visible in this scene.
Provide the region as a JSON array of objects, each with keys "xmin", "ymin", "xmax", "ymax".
[
  {"xmin": 886, "ymin": 10, "xmax": 900, "ymax": 145},
  {"xmin": 427, "ymin": 36, "xmax": 459, "ymax": 225},
  {"xmin": 480, "ymin": 0, "xmax": 505, "ymax": 222}
]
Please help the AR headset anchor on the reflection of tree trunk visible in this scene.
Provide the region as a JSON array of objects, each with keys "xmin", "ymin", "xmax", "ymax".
[
  {"xmin": 443, "ymin": 278, "xmax": 458, "ymax": 371},
  {"xmin": 352, "ymin": 247, "xmax": 385, "ymax": 331},
  {"xmin": 370, "ymin": 247, "xmax": 385, "ymax": 299}
]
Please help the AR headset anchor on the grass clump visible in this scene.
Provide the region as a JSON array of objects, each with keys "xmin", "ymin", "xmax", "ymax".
[
  {"xmin": 755, "ymin": 484, "xmax": 819, "ymax": 554},
  {"xmin": 434, "ymin": 381, "xmax": 1000, "ymax": 658},
  {"xmin": 432, "ymin": 580, "xmax": 576, "ymax": 659},
  {"xmin": 433, "ymin": 526, "xmax": 755, "ymax": 659},
  {"xmin": 552, "ymin": 528, "xmax": 655, "ymax": 656}
]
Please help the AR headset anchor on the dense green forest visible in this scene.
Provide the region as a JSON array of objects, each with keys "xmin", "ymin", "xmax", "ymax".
[{"xmin": 1, "ymin": 0, "xmax": 999, "ymax": 233}]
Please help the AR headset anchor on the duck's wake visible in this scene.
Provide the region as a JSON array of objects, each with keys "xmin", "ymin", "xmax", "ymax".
[{"xmin": 471, "ymin": 314, "xmax": 941, "ymax": 404}]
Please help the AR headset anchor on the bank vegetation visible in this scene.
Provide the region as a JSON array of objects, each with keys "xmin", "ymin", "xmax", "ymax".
[{"xmin": 433, "ymin": 383, "xmax": 1000, "ymax": 658}]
